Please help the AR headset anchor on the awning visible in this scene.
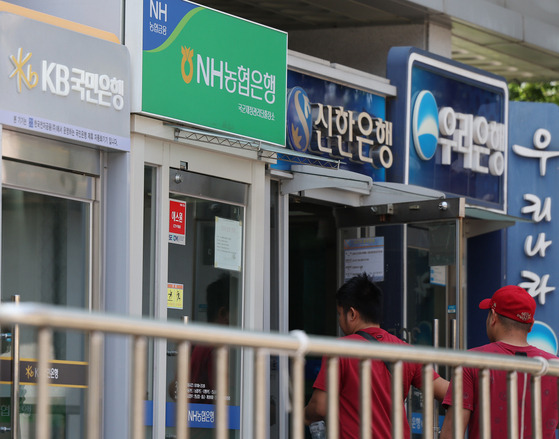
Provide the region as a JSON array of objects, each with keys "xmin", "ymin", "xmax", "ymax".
[
  {"xmin": 273, "ymin": 165, "xmax": 527, "ymax": 237},
  {"xmin": 464, "ymin": 206, "xmax": 532, "ymax": 238},
  {"xmin": 334, "ymin": 197, "xmax": 530, "ymax": 237},
  {"xmin": 278, "ymin": 165, "xmax": 445, "ymax": 207}
]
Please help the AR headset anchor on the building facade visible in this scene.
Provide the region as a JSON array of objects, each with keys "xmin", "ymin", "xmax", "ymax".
[{"xmin": 1, "ymin": 0, "xmax": 559, "ymax": 438}]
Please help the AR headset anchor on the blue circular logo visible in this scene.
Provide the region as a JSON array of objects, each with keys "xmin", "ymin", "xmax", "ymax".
[
  {"xmin": 528, "ymin": 320, "xmax": 558, "ymax": 355},
  {"xmin": 286, "ymin": 87, "xmax": 312, "ymax": 152},
  {"xmin": 412, "ymin": 90, "xmax": 439, "ymax": 161}
]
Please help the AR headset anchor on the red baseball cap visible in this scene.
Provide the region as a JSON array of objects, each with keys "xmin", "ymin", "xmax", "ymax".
[{"xmin": 479, "ymin": 285, "xmax": 536, "ymax": 324}]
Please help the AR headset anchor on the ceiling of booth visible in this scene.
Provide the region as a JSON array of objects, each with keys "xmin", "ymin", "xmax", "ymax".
[{"xmin": 199, "ymin": 0, "xmax": 559, "ymax": 83}]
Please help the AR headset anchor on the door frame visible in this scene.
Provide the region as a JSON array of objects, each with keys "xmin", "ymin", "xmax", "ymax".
[{"xmin": 0, "ymin": 130, "xmax": 102, "ymax": 438}]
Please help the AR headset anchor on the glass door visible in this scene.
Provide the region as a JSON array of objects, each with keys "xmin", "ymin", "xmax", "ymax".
[
  {"xmin": 336, "ymin": 201, "xmax": 463, "ymax": 438},
  {"xmin": 0, "ymin": 159, "xmax": 96, "ymax": 438},
  {"xmin": 165, "ymin": 169, "xmax": 246, "ymax": 439},
  {"xmin": 404, "ymin": 221, "xmax": 457, "ymax": 438},
  {"xmin": 405, "ymin": 221, "xmax": 457, "ymax": 349}
]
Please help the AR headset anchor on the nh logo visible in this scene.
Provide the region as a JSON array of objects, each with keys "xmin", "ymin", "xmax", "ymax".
[{"xmin": 150, "ymin": 0, "xmax": 167, "ymax": 22}]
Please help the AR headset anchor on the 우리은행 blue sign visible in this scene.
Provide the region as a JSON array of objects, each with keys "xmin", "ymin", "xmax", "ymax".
[{"xmin": 387, "ymin": 47, "xmax": 508, "ymax": 211}]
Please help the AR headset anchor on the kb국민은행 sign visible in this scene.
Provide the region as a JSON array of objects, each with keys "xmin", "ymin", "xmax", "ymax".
[
  {"xmin": 142, "ymin": 0, "xmax": 287, "ymax": 146},
  {"xmin": 0, "ymin": 12, "xmax": 130, "ymax": 151}
]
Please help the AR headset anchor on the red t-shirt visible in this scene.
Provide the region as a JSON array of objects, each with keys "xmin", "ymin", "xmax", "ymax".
[
  {"xmin": 442, "ymin": 342, "xmax": 559, "ymax": 439},
  {"xmin": 312, "ymin": 327, "xmax": 436, "ymax": 439}
]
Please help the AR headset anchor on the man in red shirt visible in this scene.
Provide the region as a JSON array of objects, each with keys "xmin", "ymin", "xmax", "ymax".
[
  {"xmin": 304, "ymin": 274, "xmax": 449, "ymax": 439},
  {"xmin": 440, "ymin": 285, "xmax": 559, "ymax": 439}
]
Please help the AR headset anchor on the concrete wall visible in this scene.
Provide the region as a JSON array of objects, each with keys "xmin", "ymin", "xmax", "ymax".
[
  {"xmin": 485, "ymin": 0, "xmax": 559, "ymax": 27},
  {"xmin": 289, "ymin": 21, "xmax": 451, "ymax": 78},
  {"xmin": 410, "ymin": 0, "xmax": 559, "ymax": 55}
]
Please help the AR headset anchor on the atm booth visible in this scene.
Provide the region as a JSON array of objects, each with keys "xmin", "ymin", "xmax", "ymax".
[
  {"xmin": 0, "ymin": 10, "xmax": 130, "ymax": 438},
  {"xmin": 278, "ymin": 47, "xmax": 511, "ymax": 342},
  {"xmin": 267, "ymin": 48, "xmax": 513, "ymax": 437}
]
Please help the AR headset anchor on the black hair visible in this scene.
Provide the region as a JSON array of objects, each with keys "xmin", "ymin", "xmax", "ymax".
[
  {"xmin": 335, "ymin": 273, "xmax": 383, "ymax": 324},
  {"xmin": 206, "ymin": 274, "xmax": 230, "ymax": 322},
  {"xmin": 491, "ymin": 311, "xmax": 532, "ymax": 334}
]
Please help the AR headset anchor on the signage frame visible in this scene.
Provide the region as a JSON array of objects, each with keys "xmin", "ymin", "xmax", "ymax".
[
  {"xmin": 141, "ymin": 0, "xmax": 287, "ymax": 147},
  {"xmin": 0, "ymin": 12, "xmax": 131, "ymax": 151},
  {"xmin": 387, "ymin": 47, "xmax": 509, "ymax": 213}
]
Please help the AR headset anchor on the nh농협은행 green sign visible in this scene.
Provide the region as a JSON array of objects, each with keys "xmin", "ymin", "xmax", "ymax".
[{"xmin": 142, "ymin": 0, "xmax": 287, "ymax": 146}]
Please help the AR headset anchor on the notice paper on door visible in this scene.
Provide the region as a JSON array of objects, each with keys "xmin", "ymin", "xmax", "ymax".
[
  {"xmin": 214, "ymin": 217, "xmax": 242, "ymax": 272},
  {"xmin": 344, "ymin": 237, "xmax": 384, "ymax": 282}
]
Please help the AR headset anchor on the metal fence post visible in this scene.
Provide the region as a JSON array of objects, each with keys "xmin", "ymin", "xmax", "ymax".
[
  {"xmin": 359, "ymin": 359, "xmax": 372, "ymax": 439},
  {"xmin": 479, "ymin": 368, "xmax": 491, "ymax": 439},
  {"xmin": 507, "ymin": 371, "xmax": 518, "ymax": 439},
  {"xmin": 391, "ymin": 361, "xmax": 404, "ymax": 439},
  {"xmin": 36, "ymin": 327, "xmax": 53, "ymax": 439},
  {"xmin": 10, "ymin": 295, "xmax": 20, "ymax": 439},
  {"xmin": 176, "ymin": 316, "xmax": 190, "ymax": 439},
  {"xmin": 132, "ymin": 336, "xmax": 147, "ymax": 439},
  {"xmin": 254, "ymin": 348, "xmax": 268, "ymax": 439},
  {"xmin": 291, "ymin": 354, "xmax": 305, "ymax": 439},
  {"xmin": 327, "ymin": 357, "xmax": 339, "ymax": 439},
  {"xmin": 422, "ymin": 364, "xmax": 434, "ymax": 439},
  {"xmin": 87, "ymin": 331, "xmax": 103, "ymax": 439},
  {"xmin": 215, "ymin": 346, "xmax": 229, "ymax": 439}
]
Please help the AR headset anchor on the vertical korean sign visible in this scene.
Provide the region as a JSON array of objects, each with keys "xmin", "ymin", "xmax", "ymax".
[
  {"xmin": 507, "ymin": 101, "xmax": 559, "ymax": 354},
  {"xmin": 142, "ymin": 0, "xmax": 287, "ymax": 146}
]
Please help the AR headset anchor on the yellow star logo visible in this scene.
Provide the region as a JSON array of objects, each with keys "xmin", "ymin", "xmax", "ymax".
[
  {"xmin": 25, "ymin": 365, "xmax": 34, "ymax": 379},
  {"xmin": 9, "ymin": 48, "xmax": 39, "ymax": 93}
]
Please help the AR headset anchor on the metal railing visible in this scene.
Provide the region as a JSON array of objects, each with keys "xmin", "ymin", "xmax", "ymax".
[{"xmin": 0, "ymin": 302, "xmax": 558, "ymax": 439}]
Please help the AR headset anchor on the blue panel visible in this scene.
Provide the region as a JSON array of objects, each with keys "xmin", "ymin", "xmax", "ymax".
[
  {"xmin": 143, "ymin": 0, "xmax": 199, "ymax": 51},
  {"xmin": 280, "ymin": 70, "xmax": 387, "ymax": 181},
  {"xmin": 165, "ymin": 402, "xmax": 241, "ymax": 429},
  {"xmin": 467, "ymin": 230, "xmax": 505, "ymax": 349},
  {"xmin": 145, "ymin": 400, "xmax": 154, "ymax": 426},
  {"xmin": 411, "ymin": 412, "xmax": 444, "ymax": 434},
  {"xmin": 506, "ymin": 101, "xmax": 559, "ymax": 354},
  {"xmin": 386, "ymin": 47, "xmax": 507, "ymax": 210}
]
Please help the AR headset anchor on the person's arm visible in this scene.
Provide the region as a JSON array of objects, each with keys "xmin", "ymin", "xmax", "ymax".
[
  {"xmin": 304, "ymin": 388, "xmax": 327, "ymax": 425},
  {"xmin": 440, "ymin": 405, "xmax": 471, "ymax": 439},
  {"xmin": 433, "ymin": 376, "xmax": 450, "ymax": 403}
]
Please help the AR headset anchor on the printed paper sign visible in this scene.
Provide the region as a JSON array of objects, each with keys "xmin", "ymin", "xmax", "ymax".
[
  {"xmin": 344, "ymin": 237, "xmax": 384, "ymax": 281},
  {"xmin": 167, "ymin": 283, "xmax": 184, "ymax": 309},
  {"xmin": 169, "ymin": 199, "xmax": 186, "ymax": 245},
  {"xmin": 214, "ymin": 217, "xmax": 242, "ymax": 271},
  {"xmin": 430, "ymin": 265, "xmax": 447, "ymax": 286}
]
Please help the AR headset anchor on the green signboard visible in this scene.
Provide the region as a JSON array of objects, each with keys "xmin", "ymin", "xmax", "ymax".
[{"xmin": 143, "ymin": 0, "xmax": 287, "ymax": 146}]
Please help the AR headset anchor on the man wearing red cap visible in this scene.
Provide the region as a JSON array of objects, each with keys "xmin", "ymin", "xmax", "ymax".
[{"xmin": 440, "ymin": 285, "xmax": 559, "ymax": 439}]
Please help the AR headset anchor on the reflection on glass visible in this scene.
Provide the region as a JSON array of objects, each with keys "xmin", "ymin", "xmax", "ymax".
[
  {"xmin": 190, "ymin": 274, "xmax": 230, "ymax": 401},
  {"xmin": 406, "ymin": 222, "xmax": 456, "ymax": 439},
  {"xmin": 166, "ymin": 194, "xmax": 243, "ymax": 439},
  {"xmin": 1, "ymin": 188, "xmax": 90, "ymax": 438}
]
